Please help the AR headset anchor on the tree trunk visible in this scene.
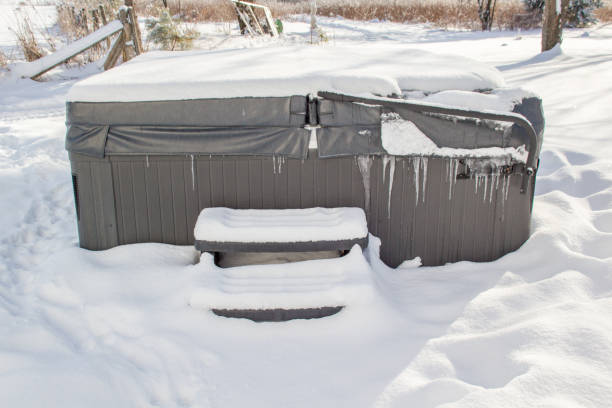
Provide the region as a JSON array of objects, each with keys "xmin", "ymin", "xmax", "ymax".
[
  {"xmin": 310, "ymin": 0, "xmax": 317, "ymax": 43},
  {"xmin": 477, "ymin": 0, "xmax": 497, "ymax": 31},
  {"xmin": 542, "ymin": 0, "xmax": 569, "ymax": 51}
]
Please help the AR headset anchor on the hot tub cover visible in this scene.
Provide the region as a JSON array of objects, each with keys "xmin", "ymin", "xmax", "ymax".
[{"xmin": 65, "ymin": 45, "xmax": 544, "ymax": 167}]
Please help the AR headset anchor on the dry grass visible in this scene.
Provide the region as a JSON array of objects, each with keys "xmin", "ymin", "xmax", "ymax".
[
  {"xmin": 11, "ymin": 14, "xmax": 45, "ymax": 61},
  {"xmin": 147, "ymin": 0, "xmax": 538, "ymax": 30},
  {"xmin": 57, "ymin": 0, "xmax": 120, "ymax": 39},
  {"xmin": 594, "ymin": 4, "xmax": 612, "ymax": 21},
  {"xmin": 0, "ymin": 50, "xmax": 8, "ymax": 68}
]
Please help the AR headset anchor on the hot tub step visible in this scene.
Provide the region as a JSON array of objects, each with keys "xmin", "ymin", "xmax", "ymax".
[
  {"xmin": 194, "ymin": 207, "xmax": 369, "ymax": 254},
  {"xmin": 212, "ymin": 306, "xmax": 344, "ymax": 322}
]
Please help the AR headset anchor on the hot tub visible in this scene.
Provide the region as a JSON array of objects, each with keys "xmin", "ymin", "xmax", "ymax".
[{"xmin": 65, "ymin": 46, "xmax": 544, "ymax": 267}]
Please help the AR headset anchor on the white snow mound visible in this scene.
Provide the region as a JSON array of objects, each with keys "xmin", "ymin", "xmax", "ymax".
[{"xmin": 66, "ymin": 45, "xmax": 506, "ymax": 102}]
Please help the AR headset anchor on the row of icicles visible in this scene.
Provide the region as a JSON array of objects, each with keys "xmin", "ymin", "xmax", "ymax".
[{"xmin": 144, "ymin": 154, "xmax": 513, "ymax": 216}]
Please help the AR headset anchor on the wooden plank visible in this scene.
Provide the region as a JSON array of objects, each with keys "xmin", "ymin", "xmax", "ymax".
[
  {"xmin": 21, "ymin": 20, "xmax": 123, "ymax": 78},
  {"xmin": 104, "ymin": 30, "xmax": 125, "ymax": 70},
  {"xmin": 231, "ymin": 0, "xmax": 277, "ymax": 37}
]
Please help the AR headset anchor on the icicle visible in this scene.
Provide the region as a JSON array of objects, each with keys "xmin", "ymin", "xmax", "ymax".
[
  {"xmin": 190, "ymin": 154, "xmax": 195, "ymax": 190},
  {"xmin": 448, "ymin": 158, "xmax": 459, "ymax": 200},
  {"xmin": 413, "ymin": 157, "xmax": 420, "ymax": 205},
  {"xmin": 490, "ymin": 173, "xmax": 499, "ymax": 204},
  {"xmin": 382, "ymin": 155, "xmax": 390, "ymax": 184},
  {"xmin": 504, "ymin": 174, "xmax": 511, "ymax": 201},
  {"xmin": 272, "ymin": 155, "xmax": 277, "ymax": 175},
  {"xmin": 145, "ymin": 155, "xmax": 150, "ymax": 168},
  {"xmin": 446, "ymin": 159, "xmax": 452, "ymax": 200},
  {"xmin": 421, "ymin": 157, "xmax": 428, "ymax": 202},
  {"xmin": 483, "ymin": 175, "xmax": 488, "ymax": 201},
  {"xmin": 387, "ymin": 156, "xmax": 396, "ymax": 217},
  {"xmin": 357, "ymin": 155, "xmax": 373, "ymax": 213}
]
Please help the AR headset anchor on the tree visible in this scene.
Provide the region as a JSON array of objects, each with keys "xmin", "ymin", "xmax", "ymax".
[
  {"xmin": 310, "ymin": 0, "xmax": 317, "ymax": 43},
  {"xmin": 541, "ymin": 0, "xmax": 569, "ymax": 51},
  {"xmin": 477, "ymin": 0, "xmax": 497, "ymax": 31}
]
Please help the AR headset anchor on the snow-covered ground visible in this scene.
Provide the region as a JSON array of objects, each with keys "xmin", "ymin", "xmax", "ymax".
[{"xmin": 1, "ymin": 14, "xmax": 612, "ymax": 408}]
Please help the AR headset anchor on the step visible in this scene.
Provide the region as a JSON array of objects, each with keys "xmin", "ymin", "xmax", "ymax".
[
  {"xmin": 189, "ymin": 245, "xmax": 374, "ymax": 321},
  {"xmin": 194, "ymin": 207, "xmax": 369, "ymax": 254}
]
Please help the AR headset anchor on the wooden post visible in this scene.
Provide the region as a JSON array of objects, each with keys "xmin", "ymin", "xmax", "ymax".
[
  {"xmin": 91, "ymin": 9, "xmax": 102, "ymax": 54},
  {"xmin": 91, "ymin": 9, "xmax": 100, "ymax": 31},
  {"xmin": 118, "ymin": 7, "xmax": 133, "ymax": 62},
  {"xmin": 126, "ymin": 1, "xmax": 143, "ymax": 54},
  {"xmin": 81, "ymin": 8, "xmax": 90, "ymax": 34},
  {"xmin": 104, "ymin": 30, "xmax": 125, "ymax": 70},
  {"xmin": 99, "ymin": 5, "xmax": 111, "ymax": 48},
  {"xmin": 70, "ymin": 6, "xmax": 78, "ymax": 38},
  {"xmin": 246, "ymin": 6, "xmax": 264, "ymax": 35}
]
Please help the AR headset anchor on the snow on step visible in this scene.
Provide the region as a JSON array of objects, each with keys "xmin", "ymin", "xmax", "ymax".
[
  {"xmin": 194, "ymin": 207, "xmax": 368, "ymax": 244},
  {"xmin": 189, "ymin": 245, "xmax": 375, "ymax": 310}
]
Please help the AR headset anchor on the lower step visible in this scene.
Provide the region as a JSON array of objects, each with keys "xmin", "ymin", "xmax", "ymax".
[{"xmin": 212, "ymin": 306, "xmax": 344, "ymax": 322}]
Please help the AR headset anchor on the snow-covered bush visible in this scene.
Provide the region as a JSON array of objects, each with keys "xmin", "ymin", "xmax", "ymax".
[
  {"xmin": 567, "ymin": 0, "xmax": 604, "ymax": 26},
  {"xmin": 524, "ymin": 0, "xmax": 604, "ymax": 26},
  {"xmin": 146, "ymin": 9, "xmax": 199, "ymax": 51}
]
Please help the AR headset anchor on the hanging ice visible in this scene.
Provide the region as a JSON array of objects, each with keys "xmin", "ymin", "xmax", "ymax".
[
  {"xmin": 190, "ymin": 154, "xmax": 195, "ymax": 190},
  {"xmin": 357, "ymin": 155, "xmax": 373, "ymax": 213},
  {"xmin": 412, "ymin": 157, "xmax": 420, "ymax": 205},
  {"xmin": 386, "ymin": 156, "xmax": 396, "ymax": 217},
  {"xmin": 447, "ymin": 158, "xmax": 460, "ymax": 200},
  {"xmin": 421, "ymin": 157, "xmax": 428, "ymax": 202},
  {"xmin": 382, "ymin": 155, "xmax": 390, "ymax": 184}
]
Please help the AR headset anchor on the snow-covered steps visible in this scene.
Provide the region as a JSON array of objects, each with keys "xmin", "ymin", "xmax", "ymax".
[
  {"xmin": 192, "ymin": 207, "xmax": 372, "ymax": 321},
  {"xmin": 189, "ymin": 244, "xmax": 375, "ymax": 322},
  {"xmin": 194, "ymin": 207, "xmax": 369, "ymax": 254}
]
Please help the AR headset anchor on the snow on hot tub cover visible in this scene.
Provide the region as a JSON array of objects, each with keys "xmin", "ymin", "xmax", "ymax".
[{"xmin": 65, "ymin": 45, "xmax": 544, "ymax": 163}]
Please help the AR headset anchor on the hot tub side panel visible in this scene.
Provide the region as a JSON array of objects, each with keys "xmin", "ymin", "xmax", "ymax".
[{"xmin": 69, "ymin": 152, "xmax": 534, "ymax": 267}]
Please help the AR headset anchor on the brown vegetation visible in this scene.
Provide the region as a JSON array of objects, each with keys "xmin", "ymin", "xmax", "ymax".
[
  {"xmin": 594, "ymin": 3, "xmax": 612, "ymax": 21},
  {"xmin": 144, "ymin": 0, "xmax": 539, "ymax": 30},
  {"xmin": 11, "ymin": 14, "xmax": 45, "ymax": 61},
  {"xmin": 0, "ymin": 50, "xmax": 8, "ymax": 68}
]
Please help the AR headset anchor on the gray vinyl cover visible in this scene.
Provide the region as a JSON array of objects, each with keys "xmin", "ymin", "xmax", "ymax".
[{"xmin": 65, "ymin": 94, "xmax": 544, "ymax": 165}]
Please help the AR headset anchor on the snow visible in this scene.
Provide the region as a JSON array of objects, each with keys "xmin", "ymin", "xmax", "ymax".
[
  {"xmin": 190, "ymin": 244, "xmax": 374, "ymax": 310},
  {"xmin": 194, "ymin": 207, "xmax": 368, "ymax": 243},
  {"xmin": 419, "ymin": 87, "xmax": 537, "ymax": 112},
  {"xmin": 2, "ymin": 13, "xmax": 612, "ymax": 408},
  {"xmin": 66, "ymin": 44, "xmax": 505, "ymax": 102},
  {"xmin": 381, "ymin": 112, "xmax": 528, "ymax": 162}
]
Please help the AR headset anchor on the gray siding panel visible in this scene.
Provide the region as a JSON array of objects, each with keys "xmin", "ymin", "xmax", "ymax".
[{"xmin": 69, "ymin": 152, "xmax": 534, "ymax": 267}]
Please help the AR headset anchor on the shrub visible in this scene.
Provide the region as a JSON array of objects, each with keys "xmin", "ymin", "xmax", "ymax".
[
  {"xmin": 11, "ymin": 14, "xmax": 44, "ymax": 61},
  {"xmin": 0, "ymin": 50, "xmax": 8, "ymax": 68},
  {"xmin": 146, "ymin": 9, "xmax": 199, "ymax": 50},
  {"xmin": 567, "ymin": 0, "xmax": 604, "ymax": 26},
  {"xmin": 524, "ymin": 0, "xmax": 604, "ymax": 26}
]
